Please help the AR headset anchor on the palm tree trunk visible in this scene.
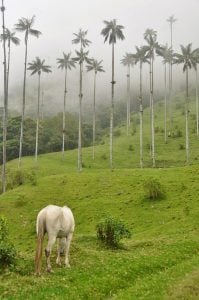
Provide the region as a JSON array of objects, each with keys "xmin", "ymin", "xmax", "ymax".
[
  {"xmin": 62, "ymin": 68, "xmax": 67, "ymax": 158},
  {"xmin": 126, "ymin": 65, "xmax": 130, "ymax": 136},
  {"xmin": 92, "ymin": 71, "xmax": 97, "ymax": 160},
  {"xmin": 195, "ymin": 66, "xmax": 199, "ymax": 136},
  {"xmin": 164, "ymin": 63, "xmax": 167, "ymax": 143},
  {"xmin": 185, "ymin": 69, "xmax": 189, "ymax": 164},
  {"xmin": 139, "ymin": 61, "xmax": 143, "ymax": 168},
  {"xmin": 18, "ymin": 36, "xmax": 28, "ymax": 167},
  {"xmin": 110, "ymin": 42, "xmax": 115, "ymax": 169},
  {"xmin": 35, "ymin": 72, "xmax": 41, "ymax": 162},
  {"xmin": 1, "ymin": 0, "xmax": 7, "ymax": 193},
  {"xmin": 151, "ymin": 57, "xmax": 155, "ymax": 167},
  {"xmin": 6, "ymin": 39, "xmax": 10, "ymax": 97},
  {"xmin": 78, "ymin": 61, "xmax": 83, "ymax": 171},
  {"xmin": 149, "ymin": 61, "xmax": 152, "ymax": 157}
]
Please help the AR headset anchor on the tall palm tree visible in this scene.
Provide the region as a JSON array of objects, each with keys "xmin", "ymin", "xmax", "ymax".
[
  {"xmin": 173, "ymin": 44, "xmax": 199, "ymax": 164},
  {"xmin": 156, "ymin": 44, "xmax": 173, "ymax": 143},
  {"xmin": 27, "ymin": 57, "xmax": 51, "ymax": 162},
  {"xmin": 15, "ymin": 16, "xmax": 41, "ymax": 167},
  {"xmin": 57, "ymin": 52, "xmax": 76, "ymax": 157},
  {"xmin": 101, "ymin": 19, "xmax": 125, "ymax": 169},
  {"xmin": 86, "ymin": 59, "xmax": 105, "ymax": 159},
  {"xmin": 144, "ymin": 28, "xmax": 159, "ymax": 167},
  {"xmin": 1, "ymin": 0, "xmax": 7, "ymax": 193},
  {"xmin": 121, "ymin": 53, "xmax": 135, "ymax": 135},
  {"xmin": 1, "ymin": 28, "xmax": 20, "ymax": 95},
  {"xmin": 167, "ymin": 15, "xmax": 177, "ymax": 128},
  {"xmin": 133, "ymin": 46, "xmax": 149, "ymax": 168},
  {"xmin": 193, "ymin": 49, "xmax": 199, "ymax": 136},
  {"xmin": 72, "ymin": 29, "xmax": 91, "ymax": 171}
]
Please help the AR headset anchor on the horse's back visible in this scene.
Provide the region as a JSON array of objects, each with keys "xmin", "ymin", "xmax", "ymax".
[{"xmin": 37, "ymin": 205, "xmax": 75, "ymax": 237}]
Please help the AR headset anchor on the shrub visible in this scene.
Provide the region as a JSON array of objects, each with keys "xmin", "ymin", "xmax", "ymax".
[
  {"xmin": 0, "ymin": 216, "xmax": 17, "ymax": 267},
  {"xmin": 113, "ymin": 129, "xmax": 121, "ymax": 137},
  {"xmin": 144, "ymin": 177, "xmax": 165, "ymax": 200},
  {"xmin": 96, "ymin": 216, "xmax": 131, "ymax": 248},
  {"xmin": 128, "ymin": 145, "xmax": 134, "ymax": 151},
  {"xmin": 179, "ymin": 144, "xmax": 185, "ymax": 150}
]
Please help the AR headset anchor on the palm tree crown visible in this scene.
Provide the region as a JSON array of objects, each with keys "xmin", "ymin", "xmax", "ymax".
[
  {"xmin": 101, "ymin": 19, "xmax": 125, "ymax": 44},
  {"xmin": 173, "ymin": 44, "xmax": 199, "ymax": 72},
  {"xmin": 133, "ymin": 46, "xmax": 150, "ymax": 64},
  {"xmin": 28, "ymin": 57, "xmax": 52, "ymax": 75},
  {"xmin": 167, "ymin": 15, "xmax": 177, "ymax": 24},
  {"xmin": 1, "ymin": 28, "xmax": 20, "ymax": 45},
  {"xmin": 57, "ymin": 52, "xmax": 76, "ymax": 70},
  {"xmin": 86, "ymin": 59, "xmax": 105, "ymax": 73},
  {"xmin": 121, "ymin": 53, "xmax": 135, "ymax": 67},
  {"xmin": 15, "ymin": 16, "xmax": 41, "ymax": 41},
  {"xmin": 72, "ymin": 29, "xmax": 91, "ymax": 48},
  {"xmin": 144, "ymin": 28, "xmax": 159, "ymax": 57},
  {"xmin": 73, "ymin": 49, "xmax": 91, "ymax": 64},
  {"xmin": 156, "ymin": 44, "xmax": 173, "ymax": 64}
]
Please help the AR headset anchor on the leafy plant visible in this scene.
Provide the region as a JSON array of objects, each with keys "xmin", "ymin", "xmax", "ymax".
[
  {"xmin": 0, "ymin": 216, "xmax": 17, "ymax": 267},
  {"xmin": 144, "ymin": 177, "xmax": 165, "ymax": 200},
  {"xmin": 96, "ymin": 216, "xmax": 131, "ymax": 248}
]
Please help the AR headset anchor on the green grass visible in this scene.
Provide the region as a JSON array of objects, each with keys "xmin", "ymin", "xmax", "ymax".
[{"xmin": 0, "ymin": 93, "xmax": 199, "ymax": 299}]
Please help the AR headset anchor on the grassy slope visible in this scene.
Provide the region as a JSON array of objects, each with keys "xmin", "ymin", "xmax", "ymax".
[{"xmin": 0, "ymin": 93, "xmax": 199, "ymax": 299}]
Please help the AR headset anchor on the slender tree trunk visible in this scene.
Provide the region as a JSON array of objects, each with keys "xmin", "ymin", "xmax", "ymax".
[
  {"xmin": 151, "ymin": 56, "xmax": 155, "ymax": 167},
  {"xmin": 164, "ymin": 63, "xmax": 167, "ymax": 143},
  {"xmin": 139, "ymin": 61, "xmax": 143, "ymax": 168},
  {"xmin": 1, "ymin": 0, "xmax": 7, "ymax": 193},
  {"xmin": 6, "ymin": 39, "xmax": 10, "ymax": 97},
  {"xmin": 110, "ymin": 42, "xmax": 115, "ymax": 169},
  {"xmin": 149, "ymin": 61, "xmax": 152, "ymax": 157},
  {"xmin": 18, "ymin": 36, "xmax": 28, "ymax": 167},
  {"xmin": 41, "ymin": 91, "xmax": 44, "ymax": 121},
  {"xmin": 126, "ymin": 64, "xmax": 130, "ymax": 136},
  {"xmin": 185, "ymin": 69, "xmax": 189, "ymax": 164},
  {"xmin": 78, "ymin": 61, "xmax": 83, "ymax": 171},
  {"xmin": 195, "ymin": 66, "xmax": 199, "ymax": 136},
  {"xmin": 62, "ymin": 68, "xmax": 67, "ymax": 158},
  {"xmin": 35, "ymin": 72, "xmax": 41, "ymax": 162},
  {"xmin": 92, "ymin": 71, "xmax": 97, "ymax": 160},
  {"xmin": 170, "ymin": 22, "xmax": 173, "ymax": 127}
]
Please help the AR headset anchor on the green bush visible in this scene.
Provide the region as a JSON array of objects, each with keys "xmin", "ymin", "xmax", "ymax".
[
  {"xmin": 96, "ymin": 216, "xmax": 131, "ymax": 248},
  {"xmin": 144, "ymin": 177, "xmax": 165, "ymax": 200},
  {"xmin": 0, "ymin": 216, "xmax": 17, "ymax": 267}
]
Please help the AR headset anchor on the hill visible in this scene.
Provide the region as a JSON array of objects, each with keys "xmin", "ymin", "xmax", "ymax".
[{"xmin": 0, "ymin": 92, "xmax": 199, "ymax": 299}]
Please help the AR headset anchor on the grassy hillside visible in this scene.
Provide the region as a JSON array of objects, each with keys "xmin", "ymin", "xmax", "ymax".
[{"xmin": 0, "ymin": 92, "xmax": 199, "ymax": 299}]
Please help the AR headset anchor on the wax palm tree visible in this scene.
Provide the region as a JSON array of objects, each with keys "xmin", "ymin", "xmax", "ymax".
[
  {"xmin": 1, "ymin": 0, "xmax": 7, "ymax": 193},
  {"xmin": 27, "ymin": 57, "xmax": 51, "ymax": 162},
  {"xmin": 167, "ymin": 15, "xmax": 177, "ymax": 128},
  {"xmin": 101, "ymin": 19, "xmax": 125, "ymax": 169},
  {"xmin": 156, "ymin": 44, "xmax": 173, "ymax": 143},
  {"xmin": 133, "ymin": 46, "xmax": 149, "ymax": 168},
  {"xmin": 1, "ymin": 28, "xmax": 20, "ymax": 95},
  {"xmin": 57, "ymin": 52, "xmax": 76, "ymax": 157},
  {"xmin": 144, "ymin": 28, "xmax": 159, "ymax": 167},
  {"xmin": 193, "ymin": 49, "xmax": 199, "ymax": 136},
  {"xmin": 173, "ymin": 44, "xmax": 199, "ymax": 164},
  {"xmin": 121, "ymin": 53, "xmax": 135, "ymax": 135},
  {"xmin": 15, "ymin": 16, "xmax": 41, "ymax": 167},
  {"xmin": 72, "ymin": 29, "xmax": 91, "ymax": 171},
  {"xmin": 86, "ymin": 59, "xmax": 105, "ymax": 159}
]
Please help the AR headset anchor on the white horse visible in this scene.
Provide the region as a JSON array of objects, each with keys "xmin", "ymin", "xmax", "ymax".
[{"xmin": 35, "ymin": 205, "xmax": 75, "ymax": 275}]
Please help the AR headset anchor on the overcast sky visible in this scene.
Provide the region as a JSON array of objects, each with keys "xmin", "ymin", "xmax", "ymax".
[{"xmin": 1, "ymin": 0, "xmax": 199, "ymax": 113}]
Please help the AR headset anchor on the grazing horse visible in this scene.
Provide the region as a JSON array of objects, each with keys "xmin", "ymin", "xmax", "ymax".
[{"xmin": 35, "ymin": 205, "xmax": 75, "ymax": 275}]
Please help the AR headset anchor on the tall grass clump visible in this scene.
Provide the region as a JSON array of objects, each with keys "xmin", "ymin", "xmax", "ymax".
[
  {"xmin": 0, "ymin": 216, "xmax": 17, "ymax": 268},
  {"xmin": 144, "ymin": 177, "xmax": 165, "ymax": 200},
  {"xmin": 96, "ymin": 216, "xmax": 131, "ymax": 248}
]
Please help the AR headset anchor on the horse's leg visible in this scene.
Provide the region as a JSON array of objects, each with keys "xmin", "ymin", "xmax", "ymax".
[
  {"xmin": 56, "ymin": 238, "xmax": 61, "ymax": 266},
  {"xmin": 64, "ymin": 232, "xmax": 73, "ymax": 267},
  {"xmin": 45, "ymin": 235, "xmax": 56, "ymax": 272}
]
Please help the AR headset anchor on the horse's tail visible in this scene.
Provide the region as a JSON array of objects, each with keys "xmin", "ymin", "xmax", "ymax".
[{"xmin": 35, "ymin": 215, "xmax": 45, "ymax": 275}]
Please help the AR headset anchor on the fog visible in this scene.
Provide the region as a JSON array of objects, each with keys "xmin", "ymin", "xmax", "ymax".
[{"xmin": 1, "ymin": 0, "xmax": 199, "ymax": 115}]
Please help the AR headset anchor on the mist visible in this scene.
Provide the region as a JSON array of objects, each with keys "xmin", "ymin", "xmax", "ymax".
[{"xmin": 1, "ymin": 0, "xmax": 199, "ymax": 116}]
